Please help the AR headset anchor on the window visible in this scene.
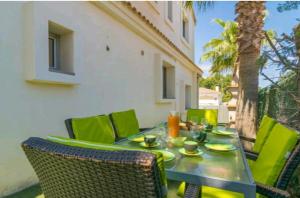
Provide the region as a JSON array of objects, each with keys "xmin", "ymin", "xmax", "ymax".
[
  {"xmin": 182, "ymin": 18, "xmax": 189, "ymax": 41},
  {"xmin": 48, "ymin": 33, "xmax": 60, "ymax": 70},
  {"xmin": 167, "ymin": 1, "xmax": 173, "ymax": 22},
  {"xmin": 48, "ymin": 21, "xmax": 74, "ymax": 75},
  {"xmin": 162, "ymin": 63, "xmax": 175, "ymax": 99},
  {"xmin": 185, "ymin": 85, "xmax": 192, "ymax": 109}
]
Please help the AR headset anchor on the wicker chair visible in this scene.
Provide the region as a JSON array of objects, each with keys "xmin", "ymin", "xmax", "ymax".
[
  {"xmin": 245, "ymin": 140, "xmax": 300, "ymax": 198},
  {"xmin": 22, "ymin": 137, "xmax": 199, "ymax": 198}
]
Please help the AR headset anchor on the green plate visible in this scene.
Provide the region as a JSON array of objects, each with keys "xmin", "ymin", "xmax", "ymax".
[
  {"xmin": 212, "ymin": 129, "xmax": 234, "ymax": 136},
  {"xmin": 128, "ymin": 135, "xmax": 144, "ymax": 143},
  {"xmin": 178, "ymin": 148, "xmax": 203, "ymax": 156},
  {"xmin": 139, "ymin": 142, "xmax": 160, "ymax": 148},
  {"xmin": 153, "ymin": 150, "xmax": 175, "ymax": 162},
  {"xmin": 204, "ymin": 143, "xmax": 236, "ymax": 151}
]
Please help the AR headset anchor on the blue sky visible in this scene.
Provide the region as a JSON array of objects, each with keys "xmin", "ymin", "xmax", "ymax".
[{"xmin": 194, "ymin": 1, "xmax": 300, "ymax": 87}]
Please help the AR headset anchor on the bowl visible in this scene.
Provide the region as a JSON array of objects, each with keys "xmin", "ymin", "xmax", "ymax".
[
  {"xmin": 144, "ymin": 135, "xmax": 156, "ymax": 146},
  {"xmin": 184, "ymin": 141, "xmax": 198, "ymax": 154}
]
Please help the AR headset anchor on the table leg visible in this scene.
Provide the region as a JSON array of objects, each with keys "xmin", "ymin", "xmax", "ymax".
[{"xmin": 244, "ymin": 185, "xmax": 256, "ymax": 198}]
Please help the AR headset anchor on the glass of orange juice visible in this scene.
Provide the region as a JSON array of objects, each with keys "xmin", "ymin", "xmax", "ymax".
[{"xmin": 168, "ymin": 111, "xmax": 180, "ymax": 138}]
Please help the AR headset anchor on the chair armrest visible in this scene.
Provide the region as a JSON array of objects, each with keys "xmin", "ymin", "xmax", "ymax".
[
  {"xmin": 184, "ymin": 183, "xmax": 200, "ymax": 198},
  {"xmin": 256, "ymin": 182, "xmax": 291, "ymax": 198},
  {"xmin": 245, "ymin": 150, "xmax": 259, "ymax": 161},
  {"xmin": 239, "ymin": 135, "xmax": 256, "ymax": 143}
]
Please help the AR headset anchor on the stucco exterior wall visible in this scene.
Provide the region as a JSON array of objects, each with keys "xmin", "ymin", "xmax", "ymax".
[
  {"xmin": 131, "ymin": 1, "xmax": 195, "ymax": 60},
  {"xmin": 0, "ymin": 2, "xmax": 200, "ymax": 196}
]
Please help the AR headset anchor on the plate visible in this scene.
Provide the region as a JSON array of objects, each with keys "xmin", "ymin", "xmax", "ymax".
[
  {"xmin": 139, "ymin": 142, "xmax": 160, "ymax": 148},
  {"xmin": 204, "ymin": 143, "xmax": 236, "ymax": 151},
  {"xmin": 212, "ymin": 129, "xmax": 234, "ymax": 136},
  {"xmin": 153, "ymin": 150, "xmax": 176, "ymax": 162},
  {"xmin": 178, "ymin": 148, "xmax": 203, "ymax": 156},
  {"xmin": 128, "ymin": 136, "xmax": 144, "ymax": 143}
]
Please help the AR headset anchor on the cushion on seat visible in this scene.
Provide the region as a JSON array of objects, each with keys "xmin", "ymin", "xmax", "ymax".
[
  {"xmin": 71, "ymin": 115, "xmax": 115, "ymax": 144},
  {"xmin": 177, "ymin": 182, "xmax": 244, "ymax": 198},
  {"xmin": 187, "ymin": 109, "xmax": 218, "ymax": 126},
  {"xmin": 252, "ymin": 115, "xmax": 276, "ymax": 153},
  {"xmin": 46, "ymin": 136, "xmax": 167, "ymax": 194},
  {"xmin": 251, "ymin": 123, "xmax": 298, "ymax": 186},
  {"xmin": 110, "ymin": 109, "xmax": 140, "ymax": 138}
]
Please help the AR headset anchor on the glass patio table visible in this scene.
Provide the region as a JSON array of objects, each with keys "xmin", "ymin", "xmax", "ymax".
[{"xmin": 116, "ymin": 126, "xmax": 256, "ymax": 198}]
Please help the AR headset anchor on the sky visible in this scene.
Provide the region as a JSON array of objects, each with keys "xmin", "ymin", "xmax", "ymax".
[{"xmin": 194, "ymin": 1, "xmax": 300, "ymax": 87}]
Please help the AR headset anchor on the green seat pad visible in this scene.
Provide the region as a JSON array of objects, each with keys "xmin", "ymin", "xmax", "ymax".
[
  {"xmin": 47, "ymin": 136, "xmax": 167, "ymax": 195},
  {"xmin": 110, "ymin": 109, "xmax": 140, "ymax": 138},
  {"xmin": 251, "ymin": 123, "xmax": 298, "ymax": 186},
  {"xmin": 187, "ymin": 109, "xmax": 218, "ymax": 126},
  {"xmin": 252, "ymin": 115, "xmax": 276, "ymax": 153},
  {"xmin": 71, "ymin": 115, "xmax": 115, "ymax": 144},
  {"xmin": 177, "ymin": 182, "xmax": 245, "ymax": 198}
]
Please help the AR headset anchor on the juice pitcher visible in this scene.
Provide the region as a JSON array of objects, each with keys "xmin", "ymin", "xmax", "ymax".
[{"xmin": 168, "ymin": 111, "xmax": 180, "ymax": 137}]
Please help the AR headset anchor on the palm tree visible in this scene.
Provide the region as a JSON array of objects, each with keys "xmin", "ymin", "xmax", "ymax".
[
  {"xmin": 186, "ymin": 1, "xmax": 266, "ymax": 147},
  {"xmin": 201, "ymin": 19, "xmax": 238, "ymax": 74},
  {"xmin": 235, "ymin": 1, "xmax": 266, "ymax": 149}
]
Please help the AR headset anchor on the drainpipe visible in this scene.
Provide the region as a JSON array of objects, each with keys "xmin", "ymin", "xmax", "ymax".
[{"xmin": 197, "ymin": 74, "xmax": 201, "ymax": 109}]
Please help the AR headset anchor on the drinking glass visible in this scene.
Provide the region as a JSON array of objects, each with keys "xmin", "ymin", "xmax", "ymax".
[
  {"xmin": 157, "ymin": 126, "xmax": 167, "ymax": 148},
  {"xmin": 189, "ymin": 116, "xmax": 198, "ymax": 126},
  {"xmin": 201, "ymin": 118, "xmax": 208, "ymax": 128},
  {"xmin": 190, "ymin": 125, "xmax": 199, "ymax": 140}
]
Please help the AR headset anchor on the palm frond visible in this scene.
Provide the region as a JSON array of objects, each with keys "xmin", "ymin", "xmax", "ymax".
[
  {"xmin": 184, "ymin": 1, "xmax": 214, "ymax": 12},
  {"xmin": 213, "ymin": 18, "xmax": 226, "ymax": 28}
]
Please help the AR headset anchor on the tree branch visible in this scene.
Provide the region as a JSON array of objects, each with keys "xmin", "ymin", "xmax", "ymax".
[{"xmin": 264, "ymin": 31, "xmax": 294, "ymax": 68}]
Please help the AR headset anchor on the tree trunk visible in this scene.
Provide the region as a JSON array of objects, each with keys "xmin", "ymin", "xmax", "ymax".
[
  {"xmin": 293, "ymin": 24, "xmax": 300, "ymax": 129},
  {"xmin": 235, "ymin": 1, "xmax": 265, "ymax": 150},
  {"xmin": 294, "ymin": 24, "xmax": 300, "ymax": 98},
  {"xmin": 236, "ymin": 52, "xmax": 259, "ymax": 149}
]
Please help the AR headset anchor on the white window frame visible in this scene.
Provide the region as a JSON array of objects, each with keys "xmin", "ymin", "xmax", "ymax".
[
  {"xmin": 48, "ymin": 33, "xmax": 59, "ymax": 71},
  {"xmin": 162, "ymin": 63, "xmax": 175, "ymax": 100},
  {"xmin": 154, "ymin": 54, "xmax": 176, "ymax": 103},
  {"xmin": 167, "ymin": 1, "xmax": 173, "ymax": 22},
  {"xmin": 181, "ymin": 10, "xmax": 191, "ymax": 48},
  {"xmin": 182, "ymin": 18, "xmax": 189, "ymax": 42},
  {"xmin": 164, "ymin": 1, "xmax": 174, "ymax": 31},
  {"xmin": 185, "ymin": 84, "xmax": 192, "ymax": 109},
  {"xmin": 23, "ymin": 3, "xmax": 81, "ymax": 85}
]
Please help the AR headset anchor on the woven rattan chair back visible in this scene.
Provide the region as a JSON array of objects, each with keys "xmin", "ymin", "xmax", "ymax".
[
  {"xmin": 22, "ymin": 137, "xmax": 166, "ymax": 198},
  {"xmin": 276, "ymin": 140, "xmax": 300, "ymax": 189}
]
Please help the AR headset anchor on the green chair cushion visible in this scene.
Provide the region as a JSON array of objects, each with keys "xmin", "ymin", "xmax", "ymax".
[
  {"xmin": 110, "ymin": 109, "xmax": 140, "ymax": 138},
  {"xmin": 251, "ymin": 123, "xmax": 298, "ymax": 186},
  {"xmin": 253, "ymin": 115, "xmax": 276, "ymax": 153},
  {"xmin": 187, "ymin": 109, "xmax": 218, "ymax": 126},
  {"xmin": 71, "ymin": 115, "xmax": 115, "ymax": 144},
  {"xmin": 177, "ymin": 182, "xmax": 244, "ymax": 198},
  {"xmin": 47, "ymin": 136, "xmax": 167, "ymax": 194}
]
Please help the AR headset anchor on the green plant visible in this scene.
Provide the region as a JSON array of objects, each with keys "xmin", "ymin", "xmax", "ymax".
[
  {"xmin": 201, "ymin": 19, "xmax": 238, "ymax": 74},
  {"xmin": 199, "ymin": 74, "xmax": 232, "ymax": 102}
]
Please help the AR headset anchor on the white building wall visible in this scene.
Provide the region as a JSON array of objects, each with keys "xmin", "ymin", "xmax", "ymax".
[
  {"xmin": 131, "ymin": 1, "xmax": 195, "ymax": 60},
  {"xmin": 0, "ymin": 2, "xmax": 200, "ymax": 196}
]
